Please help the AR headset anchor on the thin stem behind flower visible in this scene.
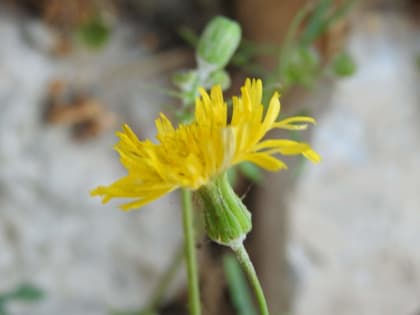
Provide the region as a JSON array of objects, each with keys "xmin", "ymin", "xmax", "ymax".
[
  {"xmin": 181, "ymin": 189, "xmax": 201, "ymax": 315},
  {"xmin": 233, "ymin": 243, "xmax": 269, "ymax": 315}
]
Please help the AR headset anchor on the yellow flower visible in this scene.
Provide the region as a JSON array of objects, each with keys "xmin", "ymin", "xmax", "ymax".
[{"xmin": 91, "ymin": 78, "xmax": 320, "ymax": 210}]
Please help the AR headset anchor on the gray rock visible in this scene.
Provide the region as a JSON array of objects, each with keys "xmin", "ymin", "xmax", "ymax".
[
  {"xmin": 0, "ymin": 8, "xmax": 183, "ymax": 315},
  {"xmin": 289, "ymin": 12, "xmax": 420, "ymax": 315}
]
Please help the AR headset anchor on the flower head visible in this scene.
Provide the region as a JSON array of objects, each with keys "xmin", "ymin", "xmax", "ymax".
[{"xmin": 91, "ymin": 78, "xmax": 320, "ymax": 210}]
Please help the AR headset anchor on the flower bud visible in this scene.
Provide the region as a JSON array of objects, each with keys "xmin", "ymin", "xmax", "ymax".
[
  {"xmin": 195, "ymin": 173, "xmax": 251, "ymax": 248},
  {"xmin": 196, "ymin": 16, "xmax": 241, "ymax": 73}
]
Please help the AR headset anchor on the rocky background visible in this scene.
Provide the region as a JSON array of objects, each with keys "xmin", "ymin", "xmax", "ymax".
[
  {"xmin": 0, "ymin": 1, "xmax": 420, "ymax": 315},
  {"xmin": 289, "ymin": 11, "xmax": 420, "ymax": 315},
  {"xmin": 0, "ymin": 3, "xmax": 187, "ymax": 314}
]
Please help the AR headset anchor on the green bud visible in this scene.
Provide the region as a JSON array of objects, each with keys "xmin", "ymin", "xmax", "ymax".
[
  {"xmin": 197, "ymin": 16, "xmax": 241, "ymax": 73},
  {"xmin": 196, "ymin": 173, "xmax": 251, "ymax": 247},
  {"xmin": 203, "ymin": 69, "xmax": 231, "ymax": 90}
]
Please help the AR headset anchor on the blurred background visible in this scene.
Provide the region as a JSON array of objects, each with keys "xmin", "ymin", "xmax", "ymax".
[{"xmin": 0, "ymin": 0, "xmax": 420, "ymax": 315}]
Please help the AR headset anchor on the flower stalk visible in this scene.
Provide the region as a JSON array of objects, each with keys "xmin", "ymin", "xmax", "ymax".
[
  {"xmin": 196, "ymin": 173, "xmax": 269, "ymax": 315},
  {"xmin": 181, "ymin": 189, "xmax": 201, "ymax": 315},
  {"xmin": 232, "ymin": 243, "xmax": 269, "ymax": 315}
]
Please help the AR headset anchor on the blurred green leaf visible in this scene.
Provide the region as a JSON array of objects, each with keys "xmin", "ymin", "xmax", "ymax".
[
  {"xmin": 283, "ymin": 47, "xmax": 320, "ymax": 88},
  {"xmin": 111, "ymin": 310, "xmax": 157, "ymax": 315},
  {"xmin": 233, "ymin": 0, "xmax": 356, "ymax": 96},
  {"xmin": 177, "ymin": 26, "xmax": 199, "ymax": 48},
  {"xmin": 223, "ymin": 254, "xmax": 257, "ymax": 315},
  {"xmin": 0, "ymin": 283, "xmax": 44, "ymax": 315},
  {"xmin": 300, "ymin": 0, "xmax": 355, "ymax": 46},
  {"xmin": 326, "ymin": 0, "xmax": 356, "ymax": 28},
  {"xmin": 332, "ymin": 52, "xmax": 356, "ymax": 77},
  {"xmin": 300, "ymin": 0, "xmax": 332, "ymax": 46},
  {"xmin": 238, "ymin": 162, "xmax": 263, "ymax": 184},
  {"xmin": 231, "ymin": 43, "xmax": 255, "ymax": 67},
  {"xmin": 77, "ymin": 16, "xmax": 111, "ymax": 49},
  {"xmin": 277, "ymin": 2, "xmax": 313, "ymax": 76},
  {"xmin": 232, "ymin": 40, "xmax": 278, "ymax": 70},
  {"xmin": 9, "ymin": 283, "xmax": 44, "ymax": 302}
]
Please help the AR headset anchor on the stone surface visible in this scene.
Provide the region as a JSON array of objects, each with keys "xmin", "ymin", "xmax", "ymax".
[
  {"xmin": 2, "ymin": 5, "xmax": 420, "ymax": 315},
  {"xmin": 0, "ymin": 8, "xmax": 183, "ymax": 315},
  {"xmin": 289, "ymin": 12, "xmax": 420, "ymax": 315}
]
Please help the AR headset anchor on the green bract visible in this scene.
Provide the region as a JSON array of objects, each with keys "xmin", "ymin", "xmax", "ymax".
[{"xmin": 196, "ymin": 173, "xmax": 252, "ymax": 247}]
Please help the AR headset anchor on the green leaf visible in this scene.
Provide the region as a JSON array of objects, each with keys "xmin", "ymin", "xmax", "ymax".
[
  {"xmin": 231, "ymin": 42, "xmax": 255, "ymax": 67},
  {"xmin": 223, "ymin": 254, "xmax": 257, "ymax": 315},
  {"xmin": 111, "ymin": 310, "xmax": 157, "ymax": 315},
  {"xmin": 300, "ymin": 0, "xmax": 332, "ymax": 46},
  {"xmin": 9, "ymin": 284, "xmax": 44, "ymax": 302},
  {"xmin": 326, "ymin": 0, "xmax": 356, "ymax": 27},
  {"xmin": 283, "ymin": 47, "xmax": 320, "ymax": 88},
  {"xmin": 177, "ymin": 26, "xmax": 199, "ymax": 47},
  {"xmin": 77, "ymin": 16, "xmax": 111, "ymax": 49},
  {"xmin": 300, "ymin": 0, "xmax": 355, "ymax": 46},
  {"xmin": 332, "ymin": 52, "xmax": 356, "ymax": 77}
]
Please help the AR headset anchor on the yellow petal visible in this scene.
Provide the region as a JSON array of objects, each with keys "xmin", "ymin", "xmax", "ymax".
[
  {"xmin": 273, "ymin": 124, "xmax": 308, "ymax": 131},
  {"xmin": 91, "ymin": 77, "xmax": 321, "ymax": 211},
  {"xmin": 210, "ymin": 85, "xmax": 224, "ymax": 108},
  {"xmin": 231, "ymin": 96, "xmax": 243, "ymax": 126},
  {"xmin": 90, "ymin": 186, "xmax": 110, "ymax": 202},
  {"xmin": 303, "ymin": 149, "xmax": 321, "ymax": 163},
  {"xmin": 155, "ymin": 113, "xmax": 175, "ymax": 136},
  {"xmin": 244, "ymin": 153, "xmax": 288, "ymax": 171},
  {"xmin": 221, "ymin": 127, "xmax": 236, "ymax": 170},
  {"xmin": 261, "ymin": 92, "xmax": 281, "ymax": 131},
  {"xmin": 254, "ymin": 139, "xmax": 311, "ymax": 155},
  {"xmin": 247, "ymin": 78, "xmax": 262, "ymax": 106},
  {"xmin": 273, "ymin": 116, "xmax": 316, "ymax": 130},
  {"xmin": 119, "ymin": 189, "xmax": 172, "ymax": 211},
  {"xmin": 121, "ymin": 124, "xmax": 138, "ymax": 140}
]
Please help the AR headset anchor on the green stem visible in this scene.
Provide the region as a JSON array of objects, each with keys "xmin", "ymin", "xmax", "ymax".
[
  {"xmin": 276, "ymin": 2, "xmax": 313, "ymax": 77},
  {"xmin": 181, "ymin": 189, "xmax": 201, "ymax": 315},
  {"xmin": 233, "ymin": 243, "xmax": 269, "ymax": 315}
]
